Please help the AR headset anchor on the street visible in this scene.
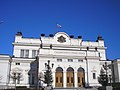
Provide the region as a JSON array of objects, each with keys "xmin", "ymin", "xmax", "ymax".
[{"xmin": 54, "ymin": 87, "xmax": 98, "ymax": 90}]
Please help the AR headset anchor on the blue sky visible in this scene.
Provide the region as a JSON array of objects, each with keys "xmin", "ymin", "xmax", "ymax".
[{"xmin": 0, "ymin": 0, "xmax": 120, "ymax": 60}]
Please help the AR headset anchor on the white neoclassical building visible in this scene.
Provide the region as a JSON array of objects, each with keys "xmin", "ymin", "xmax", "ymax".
[
  {"xmin": 0, "ymin": 55, "xmax": 11, "ymax": 89},
  {"xmin": 7, "ymin": 32, "xmax": 111, "ymax": 88},
  {"xmin": 0, "ymin": 32, "xmax": 113, "ymax": 89}
]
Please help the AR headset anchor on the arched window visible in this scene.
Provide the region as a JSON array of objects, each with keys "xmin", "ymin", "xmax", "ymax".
[
  {"xmin": 56, "ymin": 67, "xmax": 63, "ymax": 72},
  {"xmin": 67, "ymin": 67, "xmax": 74, "ymax": 72},
  {"xmin": 77, "ymin": 67, "xmax": 84, "ymax": 72}
]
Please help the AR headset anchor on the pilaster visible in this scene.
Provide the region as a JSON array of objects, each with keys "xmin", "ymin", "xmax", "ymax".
[
  {"xmin": 52, "ymin": 71, "xmax": 55, "ymax": 88},
  {"xmin": 63, "ymin": 71, "xmax": 66, "ymax": 88},
  {"xmin": 74, "ymin": 71, "xmax": 77, "ymax": 87}
]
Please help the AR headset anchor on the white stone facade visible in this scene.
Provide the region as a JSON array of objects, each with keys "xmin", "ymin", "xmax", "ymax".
[
  {"xmin": 112, "ymin": 59, "xmax": 120, "ymax": 83},
  {"xmin": 0, "ymin": 32, "xmax": 112, "ymax": 88},
  {"xmin": 0, "ymin": 55, "xmax": 11, "ymax": 89}
]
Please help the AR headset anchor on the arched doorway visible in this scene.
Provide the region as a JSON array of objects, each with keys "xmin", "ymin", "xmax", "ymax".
[
  {"xmin": 77, "ymin": 67, "xmax": 85, "ymax": 87},
  {"xmin": 67, "ymin": 67, "xmax": 74, "ymax": 87},
  {"xmin": 55, "ymin": 67, "xmax": 63, "ymax": 87}
]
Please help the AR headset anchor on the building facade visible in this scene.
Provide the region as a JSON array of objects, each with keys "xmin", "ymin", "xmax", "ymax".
[
  {"xmin": 0, "ymin": 55, "xmax": 11, "ymax": 89},
  {"xmin": 7, "ymin": 32, "xmax": 111, "ymax": 88},
  {"xmin": 0, "ymin": 32, "xmax": 113, "ymax": 88},
  {"xmin": 112, "ymin": 59, "xmax": 120, "ymax": 83}
]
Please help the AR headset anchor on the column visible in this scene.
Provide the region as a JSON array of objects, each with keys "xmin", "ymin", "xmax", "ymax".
[
  {"xmin": 52, "ymin": 71, "xmax": 55, "ymax": 88},
  {"xmin": 85, "ymin": 59, "xmax": 89, "ymax": 86},
  {"xmin": 29, "ymin": 50, "xmax": 32, "ymax": 58},
  {"xmin": 85, "ymin": 71, "xmax": 88, "ymax": 86},
  {"xmin": 74, "ymin": 71, "xmax": 77, "ymax": 87},
  {"xmin": 63, "ymin": 71, "xmax": 66, "ymax": 88}
]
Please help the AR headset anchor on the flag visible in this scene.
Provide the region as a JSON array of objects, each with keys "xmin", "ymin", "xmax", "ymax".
[{"xmin": 57, "ymin": 24, "xmax": 62, "ymax": 28}]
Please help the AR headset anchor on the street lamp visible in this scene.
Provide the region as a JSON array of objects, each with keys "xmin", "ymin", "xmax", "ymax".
[{"xmin": 45, "ymin": 60, "xmax": 54, "ymax": 71}]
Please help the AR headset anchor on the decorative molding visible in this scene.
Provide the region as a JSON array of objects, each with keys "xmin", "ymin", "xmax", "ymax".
[{"xmin": 57, "ymin": 35, "xmax": 66, "ymax": 43}]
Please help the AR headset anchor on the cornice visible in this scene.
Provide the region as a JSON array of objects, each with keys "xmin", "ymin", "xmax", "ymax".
[
  {"xmin": 43, "ymin": 43, "xmax": 106, "ymax": 49},
  {"xmin": 12, "ymin": 57, "xmax": 36, "ymax": 63},
  {"xmin": 12, "ymin": 42, "xmax": 40, "ymax": 46},
  {"xmin": 12, "ymin": 42, "xmax": 106, "ymax": 49},
  {"xmin": 38, "ymin": 54, "xmax": 100, "ymax": 60},
  {"xmin": 0, "ymin": 54, "xmax": 11, "ymax": 60}
]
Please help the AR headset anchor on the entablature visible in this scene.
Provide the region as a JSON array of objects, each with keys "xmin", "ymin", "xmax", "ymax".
[
  {"xmin": 12, "ymin": 42, "xmax": 40, "ymax": 47},
  {"xmin": 38, "ymin": 54, "xmax": 100, "ymax": 60},
  {"xmin": 12, "ymin": 57, "xmax": 36, "ymax": 63}
]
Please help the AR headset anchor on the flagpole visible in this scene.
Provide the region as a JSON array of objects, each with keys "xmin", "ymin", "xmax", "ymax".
[
  {"xmin": 56, "ymin": 23, "xmax": 58, "ymax": 32},
  {"xmin": 56, "ymin": 23, "xmax": 62, "ymax": 32}
]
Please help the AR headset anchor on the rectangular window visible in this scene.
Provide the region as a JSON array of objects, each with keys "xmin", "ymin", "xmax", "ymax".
[
  {"xmin": 32, "ymin": 50, "xmax": 36, "ymax": 58},
  {"xmin": 93, "ymin": 73, "xmax": 96, "ymax": 79},
  {"xmin": 25, "ymin": 50, "xmax": 29, "ymax": 57},
  {"xmin": 16, "ymin": 63, "xmax": 20, "ymax": 65},
  {"xmin": 57, "ymin": 59, "xmax": 62, "ymax": 62},
  {"xmin": 78, "ymin": 59, "xmax": 83, "ymax": 62},
  {"xmin": 20, "ymin": 49, "xmax": 29, "ymax": 58},
  {"xmin": 68, "ymin": 59, "xmax": 73, "ymax": 62},
  {"xmin": 32, "ymin": 50, "xmax": 39, "ymax": 58},
  {"xmin": 20, "ymin": 49, "xmax": 24, "ymax": 57}
]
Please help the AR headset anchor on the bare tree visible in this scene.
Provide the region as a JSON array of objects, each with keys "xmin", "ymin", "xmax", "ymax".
[{"xmin": 10, "ymin": 68, "xmax": 23, "ymax": 90}]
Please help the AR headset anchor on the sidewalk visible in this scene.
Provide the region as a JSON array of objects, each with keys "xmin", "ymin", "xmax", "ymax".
[{"xmin": 54, "ymin": 87, "xmax": 98, "ymax": 90}]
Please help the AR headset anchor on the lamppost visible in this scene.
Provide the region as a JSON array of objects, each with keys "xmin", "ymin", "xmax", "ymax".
[
  {"xmin": 44, "ymin": 60, "xmax": 54, "ymax": 87},
  {"xmin": 45, "ymin": 60, "xmax": 54, "ymax": 71}
]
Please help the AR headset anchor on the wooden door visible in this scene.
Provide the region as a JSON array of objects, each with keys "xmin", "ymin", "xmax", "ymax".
[
  {"xmin": 67, "ymin": 71, "xmax": 74, "ymax": 87},
  {"xmin": 77, "ymin": 67, "xmax": 85, "ymax": 87},
  {"xmin": 55, "ymin": 72, "xmax": 63, "ymax": 87},
  {"xmin": 77, "ymin": 72, "xmax": 84, "ymax": 87}
]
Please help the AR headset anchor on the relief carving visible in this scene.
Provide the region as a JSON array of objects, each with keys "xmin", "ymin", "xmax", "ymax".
[{"xmin": 57, "ymin": 35, "xmax": 66, "ymax": 43}]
